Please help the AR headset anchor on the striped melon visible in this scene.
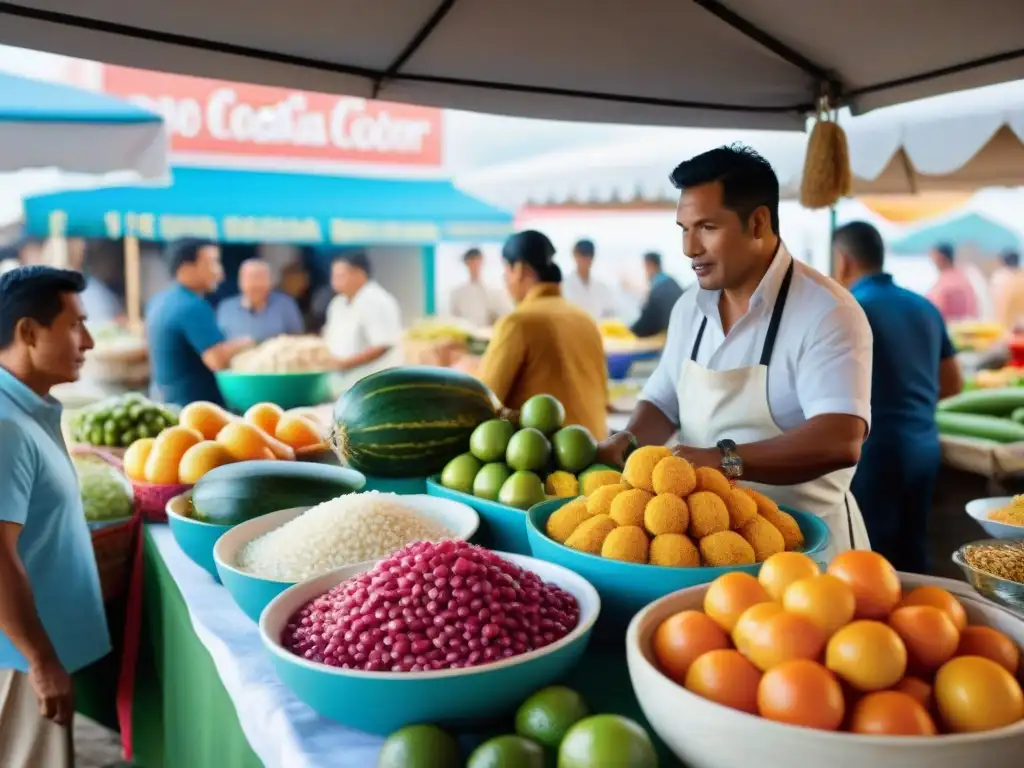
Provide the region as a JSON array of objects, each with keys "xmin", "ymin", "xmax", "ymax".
[{"xmin": 330, "ymin": 366, "xmax": 500, "ymax": 478}]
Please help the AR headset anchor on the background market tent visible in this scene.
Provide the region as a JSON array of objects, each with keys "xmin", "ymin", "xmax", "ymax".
[
  {"xmin": 0, "ymin": 69, "xmax": 167, "ymax": 178},
  {"xmin": 887, "ymin": 212, "xmax": 1022, "ymax": 256},
  {"xmin": 1, "ymin": 1, "xmax": 1022, "ymax": 130}
]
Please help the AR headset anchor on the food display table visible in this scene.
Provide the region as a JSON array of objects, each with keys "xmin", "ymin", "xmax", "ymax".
[{"xmin": 126, "ymin": 525, "xmax": 681, "ymax": 767}]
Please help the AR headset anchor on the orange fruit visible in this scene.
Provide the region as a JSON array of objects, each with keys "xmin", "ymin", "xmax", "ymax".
[
  {"xmin": 745, "ymin": 611, "xmax": 827, "ymax": 672},
  {"xmin": 955, "ymin": 626, "xmax": 1021, "ymax": 675},
  {"xmin": 827, "ymin": 551, "xmax": 902, "ymax": 621},
  {"xmin": 703, "ymin": 572, "xmax": 770, "ymax": 633},
  {"xmin": 757, "ymin": 659, "xmax": 844, "ymax": 731},
  {"xmin": 179, "ymin": 401, "xmax": 233, "ymax": 440},
  {"xmin": 684, "ymin": 649, "xmax": 762, "ymax": 714},
  {"xmin": 732, "ymin": 602, "xmax": 784, "ymax": 658},
  {"xmin": 144, "ymin": 426, "xmax": 203, "ymax": 484},
  {"xmin": 244, "ymin": 402, "xmax": 284, "ymax": 435},
  {"xmin": 782, "ymin": 574, "xmax": 856, "ymax": 638},
  {"xmin": 178, "ymin": 440, "xmax": 234, "ymax": 484},
  {"xmin": 216, "ymin": 421, "xmax": 293, "ymax": 462},
  {"xmin": 275, "ymin": 413, "xmax": 323, "ymax": 450},
  {"xmin": 758, "ymin": 552, "xmax": 820, "ymax": 601},
  {"xmin": 900, "ymin": 585, "xmax": 968, "ymax": 632},
  {"xmin": 893, "ymin": 676, "xmax": 933, "ymax": 710},
  {"xmin": 888, "ymin": 606, "xmax": 960, "ymax": 675},
  {"xmin": 123, "ymin": 437, "xmax": 155, "ymax": 482},
  {"xmin": 826, "ymin": 620, "xmax": 907, "ymax": 692},
  {"xmin": 849, "ymin": 691, "xmax": 937, "ymax": 736},
  {"xmin": 652, "ymin": 610, "xmax": 730, "ymax": 685},
  {"xmin": 934, "ymin": 655, "xmax": 1024, "ymax": 733}
]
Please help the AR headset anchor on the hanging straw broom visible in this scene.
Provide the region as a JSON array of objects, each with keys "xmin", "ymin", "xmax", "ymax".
[{"xmin": 800, "ymin": 98, "xmax": 852, "ymax": 209}]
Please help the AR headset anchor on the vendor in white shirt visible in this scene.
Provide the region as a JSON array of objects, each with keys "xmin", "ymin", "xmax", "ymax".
[
  {"xmin": 322, "ymin": 252, "xmax": 403, "ymax": 389},
  {"xmin": 449, "ymin": 247, "xmax": 511, "ymax": 327},
  {"xmin": 598, "ymin": 144, "xmax": 872, "ymax": 553},
  {"xmin": 562, "ymin": 239, "xmax": 618, "ymax": 319}
]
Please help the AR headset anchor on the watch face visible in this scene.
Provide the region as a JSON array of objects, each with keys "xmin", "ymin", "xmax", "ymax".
[{"xmin": 721, "ymin": 455, "xmax": 743, "ymax": 479}]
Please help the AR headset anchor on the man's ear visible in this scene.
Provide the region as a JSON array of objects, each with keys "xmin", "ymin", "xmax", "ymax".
[{"xmin": 15, "ymin": 317, "xmax": 36, "ymax": 348}]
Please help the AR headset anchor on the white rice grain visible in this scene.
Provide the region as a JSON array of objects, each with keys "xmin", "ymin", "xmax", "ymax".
[{"xmin": 237, "ymin": 491, "xmax": 453, "ymax": 581}]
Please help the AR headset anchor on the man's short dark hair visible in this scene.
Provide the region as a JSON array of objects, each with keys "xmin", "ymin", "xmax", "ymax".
[
  {"xmin": 463, "ymin": 247, "xmax": 483, "ymax": 263},
  {"xmin": 0, "ymin": 265, "xmax": 85, "ymax": 349},
  {"xmin": 643, "ymin": 252, "xmax": 662, "ymax": 269},
  {"xmin": 573, "ymin": 239, "xmax": 595, "ymax": 258},
  {"xmin": 166, "ymin": 238, "xmax": 216, "ymax": 276},
  {"xmin": 1002, "ymin": 250, "xmax": 1020, "ymax": 269},
  {"xmin": 933, "ymin": 242, "xmax": 955, "ymax": 263},
  {"xmin": 334, "ymin": 251, "xmax": 372, "ymax": 278},
  {"xmin": 669, "ymin": 143, "xmax": 780, "ymax": 233},
  {"xmin": 833, "ymin": 221, "xmax": 885, "ymax": 271}
]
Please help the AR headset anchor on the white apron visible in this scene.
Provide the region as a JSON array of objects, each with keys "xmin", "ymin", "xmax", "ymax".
[{"xmin": 675, "ymin": 260, "xmax": 870, "ymax": 555}]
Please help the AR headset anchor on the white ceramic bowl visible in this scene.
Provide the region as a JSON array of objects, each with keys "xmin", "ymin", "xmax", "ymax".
[
  {"xmin": 965, "ymin": 497, "xmax": 1024, "ymax": 540},
  {"xmin": 214, "ymin": 494, "xmax": 481, "ymax": 622},
  {"xmin": 626, "ymin": 573, "xmax": 1024, "ymax": 768}
]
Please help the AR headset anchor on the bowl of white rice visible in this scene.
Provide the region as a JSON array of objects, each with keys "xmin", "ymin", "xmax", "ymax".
[{"xmin": 214, "ymin": 492, "xmax": 480, "ymax": 622}]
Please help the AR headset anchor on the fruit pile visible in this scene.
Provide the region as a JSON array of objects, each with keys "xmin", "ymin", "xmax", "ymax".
[
  {"xmin": 545, "ymin": 446, "xmax": 804, "ymax": 567},
  {"xmin": 70, "ymin": 393, "xmax": 177, "ymax": 448},
  {"xmin": 123, "ymin": 400, "xmax": 326, "ymax": 485},
  {"xmin": 439, "ymin": 394, "xmax": 610, "ymax": 510},
  {"xmin": 652, "ymin": 550, "xmax": 1024, "ymax": 735},
  {"xmin": 379, "ymin": 687, "xmax": 658, "ymax": 768}
]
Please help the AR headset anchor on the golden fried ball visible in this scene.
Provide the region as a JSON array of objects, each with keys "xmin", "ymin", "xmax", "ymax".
[
  {"xmin": 738, "ymin": 515, "xmax": 786, "ymax": 562},
  {"xmin": 586, "ymin": 483, "xmax": 627, "ymax": 517},
  {"xmin": 601, "ymin": 526, "xmax": 650, "ymax": 564},
  {"xmin": 564, "ymin": 514, "xmax": 618, "ymax": 554},
  {"xmin": 643, "ymin": 493, "xmax": 689, "ymax": 536},
  {"xmin": 609, "ymin": 488, "xmax": 654, "ymax": 527},
  {"xmin": 699, "ymin": 530, "xmax": 756, "ymax": 567},
  {"xmin": 724, "ymin": 488, "xmax": 758, "ymax": 530},
  {"xmin": 687, "ymin": 491, "xmax": 730, "ymax": 539},
  {"xmin": 651, "ymin": 455, "xmax": 697, "ymax": 496},
  {"xmin": 694, "ymin": 466, "xmax": 732, "ymax": 498},
  {"xmin": 649, "ymin": 533, "xmax": 700, "ymax": 567},
  {"xmin": 545, "ymin": 498, "xmax": 592, "ymax": 543},
  {"xmin": 623, "ymin": 446, "xmax": 672, "ymax": 492}
]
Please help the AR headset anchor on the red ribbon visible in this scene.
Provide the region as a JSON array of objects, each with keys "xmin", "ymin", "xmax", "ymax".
[{"xmin": 115, "ymin": 514, "xmax": 145, "ymax": 761}]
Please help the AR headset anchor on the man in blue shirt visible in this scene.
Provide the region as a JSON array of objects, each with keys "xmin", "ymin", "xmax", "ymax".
[
  {"xmin": 834, "ymin": 221, "xmax": 963, "ymax": 573},
  {"xmin": 631, "ymin": 252, "xmax": 684, "ymax": 337},
  {"xmin": 0, "ymin": 266, "xmax": 109, "ymax": 766},
  {"xmin": 216, "ymin": 257, "xmax": 305, "ymax": 341},
  {"xmin": 146, "ymin": 239, "xmax": 253, "ymax": 407}
]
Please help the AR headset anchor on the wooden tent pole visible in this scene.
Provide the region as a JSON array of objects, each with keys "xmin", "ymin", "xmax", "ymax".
[{"xmin": 124, "ymin": 236, "xmax": 143, "ymax": 335}]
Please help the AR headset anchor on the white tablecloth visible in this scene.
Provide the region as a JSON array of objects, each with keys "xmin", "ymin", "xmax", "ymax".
[{"xmin": 148, "ymin": 526, "xmax": 384, "ymax": 767}]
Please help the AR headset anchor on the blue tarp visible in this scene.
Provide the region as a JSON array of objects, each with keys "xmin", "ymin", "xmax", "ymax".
[
  {"xmin": 22, "ymin": 166, "xmax": 514, "ymax": 245},
  {"xmin": 889, "ymin": 212, "xmax": 1022, "ymax": 256},
  {"xmin": 0, "ymin": 71, "xmax": 162, "ymax": 124}
]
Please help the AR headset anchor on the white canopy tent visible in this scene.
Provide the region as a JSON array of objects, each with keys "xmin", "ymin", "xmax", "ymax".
[{"xmin": 0, "ymin": 1, "xmax": 1022, "ymax": 130}]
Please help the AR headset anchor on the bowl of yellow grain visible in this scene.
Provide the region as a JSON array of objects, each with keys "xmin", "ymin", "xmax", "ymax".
[
  {"xmin": 953, "ymin": 539, "xmax": 1024, "ymax": 614},
  {"xmin": 966, "ymin": 496, "xmax": 1024, "ymax": 540}
]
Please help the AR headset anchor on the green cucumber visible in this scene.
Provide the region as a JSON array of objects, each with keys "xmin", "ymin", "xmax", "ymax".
[
  {"xmin": 935, "ymin": 412, "xmax": 1024, "ymax": 443},
  {"xmin": 1012, "ymin": 407, "xmax": 1024, "ymax": 425},
  {"xmin": 937, "ymin": 387, "xmax": 1024, "ymax": 417},
  {"xmin": 190, "ymin": 460, "xmax": 365, "ymax": 525}
]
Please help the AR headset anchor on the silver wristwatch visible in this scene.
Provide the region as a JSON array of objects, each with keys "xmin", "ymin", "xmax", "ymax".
[{"xmin": 717, "ymin": 439, "xmax": 743, "ymax": 480}]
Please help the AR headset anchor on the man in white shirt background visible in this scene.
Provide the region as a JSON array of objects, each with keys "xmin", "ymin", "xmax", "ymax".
[
  {"xmin": 322, "ymin": 252, "xmax": 404, "ymax": 390},
  {"xmin": 562, "ymin": 239, "xmax": 619, "ymax": 320},
  {"xmin": 448, "ymin": 247, "xmax": 512, "ymax": 328}
]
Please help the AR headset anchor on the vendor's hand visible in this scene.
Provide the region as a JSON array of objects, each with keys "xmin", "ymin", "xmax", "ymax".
[
  {"xmin": 28, "ymin": 656, "xmax": 74, "ymax": 726},
  {"xmin": 671, "ymin": 444, "xmax": 718, "ymax": 468},
  {"xmin": 596, "ymin": 431, "xmax": 634, "ymax": 469}
]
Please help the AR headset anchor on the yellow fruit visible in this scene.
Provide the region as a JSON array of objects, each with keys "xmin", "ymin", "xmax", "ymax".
[
  {"xmin": 273, "ymin": 413, "xmax": 322, "ymax": 450},
  {"xmin": 934, "ymin": 655, "xmax": 1024, "ymax": 733},
  {"xmin": 245, "ymin": 402, "xmax": 284, "ymax": 435},
  {"xmin": 544, "ymin": 471, "xmax": 579, "ymax": 498},
  {"xmin": 178, "ymin": 440, "xmax": 235, "ymax": 484},
  {"xmin": 144, "ymin": 426, "xmax": 203, "ymax": 484},
  {"xmin": 758, "ymin": 552, "xmax": 820, "ymax": 601},
  {"xmin": 216, "ymin": 422, "xmax": 278, "ymax": 462},
  {"xmin": 704, "ymin": 572, "xmax": 770, "ymax": 633},
  {"xmin": 826, "ymin": 620, "xmax": 907, "ymax": 692},
  {"xmin": 733, "ymin": 602, "xmax": 785, "ymax": 657},
  {"xmin": 580, "ymin": 469, "xmax": 623, "ymax": 496},
  {"xmin": 178, "ymin": 401, "xmax": 233, "ymax": 440},
  {"xmin": 782, "ymin": 574, "xmax": 855, "ymax": 637},
  {"xmin": 123, "ymin": 437, "xmax": 155, "ymax": 482}
]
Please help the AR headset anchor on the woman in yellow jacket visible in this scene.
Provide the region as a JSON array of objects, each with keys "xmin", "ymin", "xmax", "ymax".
[{"xmin": 476, "ymin": 230, "xmax": 609, "ymax": 439}]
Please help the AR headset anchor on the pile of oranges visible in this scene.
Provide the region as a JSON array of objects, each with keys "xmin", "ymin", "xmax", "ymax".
[{"xmin": 652, "ymin": 550, "xmax": 1024, "ymax": 735}]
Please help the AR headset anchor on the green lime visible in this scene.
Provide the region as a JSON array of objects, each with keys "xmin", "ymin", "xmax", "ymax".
[
  {"xmin": 558, "ymin": 715, "xmax": 658, "ymax": 768},
  {"xmin": 516, "ymin": 686, "xmax": 590, "ymax": 750},
  {"xmin": 506, "ymin": 428, "xmax": 551, "ymax": 472},
  {"xmin": 470, "ymin": 418, "xmax": 517, "ymax": 462},
  {"xmin": 551, "ymin": 427, "xmax": 598, "ymax": 473},
  {"xmin": 473, "ymin": 462, "xmax": 512, "ymax": 501},
  {"xmin": 498, "ymin": 470, "xmax": 545, "ymax": 510},
  {"xmin": 136, "ymin": 424, "xmax": 152, "ymax": 439},
  {"xmin": 153, "ymin": 416, "xmax": 168, "ymax": 431},
  {"xmin": 520, "ymin": 395, "xmax": 565, "ymax": 435},
  {"xmin": 111, "ymin": 407, "xmax": 128, "ymax": 421},
  {"xmin": 89, "ymin": 428, "xmax": 103, "ymax": 445},
  {"xmin": 104, "ymin": 432, "xmax": 119, "ymax": 447},
  {"xmin": 440, "ymin": 452, "xmax": 482, "ymax": 494},
  {"xmin": 121, "ymin": 429, "xmax": 137, "ymax": 446},
  {"xmin": 468, "ymin": 735, "xmax": 545, "ymax": 768},
  {"xmin": 129, "ymin": 404, "xmax": 144, "ymax": 420},
  {"xmin": 377, "ymin": 724, "xmax": 461, "ymax": 768}
]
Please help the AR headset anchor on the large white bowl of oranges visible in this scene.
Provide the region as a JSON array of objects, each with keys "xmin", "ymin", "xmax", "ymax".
[{"xmin": 626, "ymin": 550, "xmax": 1024, "ymax": 768}]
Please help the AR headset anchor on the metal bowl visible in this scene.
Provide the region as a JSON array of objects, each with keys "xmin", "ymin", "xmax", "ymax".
[{"xmin": 953, "ymin": 539, "xmax": 1024, "ymax": 615}]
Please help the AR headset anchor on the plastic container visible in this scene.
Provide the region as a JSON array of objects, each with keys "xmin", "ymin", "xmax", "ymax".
[
  {"xmin": 166, "ymin": 492, "xmax": 230, "ymax": 581},
  {"xmin": 427, "ymin": 477, "xmax": 531, "ymax": 554},
  {"xmin": 526, "ymin": 497, "xmax": 830, "ymax": 642},
  {"xmin": 215, "ymin": 371, "xmax": 331, "ymax": 413},
  {"xmin": 259, "ymin": 552, "xmax": 600, "ymax": 734},
  {"xmin": 214, "ymin": 495, "xmax": 481, "ymax": 622},
  {"xmin": 965, "ymin": 497, "xmax": 1024, "ymax": 540},
  {"xmin": 627, "ymin": 574, "xmax": 1024, "ymax": 768}
]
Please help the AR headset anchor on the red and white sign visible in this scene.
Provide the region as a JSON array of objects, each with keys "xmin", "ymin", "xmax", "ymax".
[{"xmin": 100, "ymin": 65, "xmax": 443, "ymax": 166}]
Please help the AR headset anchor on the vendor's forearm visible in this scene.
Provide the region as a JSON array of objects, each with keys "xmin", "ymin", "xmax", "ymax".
[
  {"xmin": 732, "ymin": 414, "xmax": 865, "ymax": 485},
  {"xmin": 0, "ymin": 526, "xmax": 59, "ymax": 666},
  {"xmin": 626, "ymin": 400, "xmax": 677, "ymax": 445},
  {"xmin": 339, "ymin": 345, "xmax": 390, "ymax": 370}
]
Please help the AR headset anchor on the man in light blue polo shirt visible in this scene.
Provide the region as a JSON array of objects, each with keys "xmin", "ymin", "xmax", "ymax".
[
  {"xmin": 0, "ymin": 266, "xmax": 109, "ymax": 766},
  {"xmin": 217, "ymin": 257, "xmax": 305, "ymax": 341}
]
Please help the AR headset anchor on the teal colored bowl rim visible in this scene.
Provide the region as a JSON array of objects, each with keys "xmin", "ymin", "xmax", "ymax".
[
  {"xmin": 425, "ymin": 475, "xmax": 539, "ymax": 513},
  {"xmin": 215, "ymin": 370, "xmax": 332, "ymax": 380},
  {"xmin": 259, "ymin": 551, "xmax": 600, "ymax": 681},
  {"xmin": 166, "ymin": 492, "xmax": 234, "ymax": 531},
  {"xmin": 525, "ymin": 497, "xmax": 830, "ymax": 572}
]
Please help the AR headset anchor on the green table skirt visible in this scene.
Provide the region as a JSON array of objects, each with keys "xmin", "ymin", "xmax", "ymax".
[{"xmin": 76, "ymin": 527, "xmax": 678, "ymax": 767}]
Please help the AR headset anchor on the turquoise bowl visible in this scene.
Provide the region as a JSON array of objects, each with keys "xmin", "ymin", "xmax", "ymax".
[
  {"xmin": 215, "ymin": 370, "xmax": 331, "ymax": 413},
  {"xmin": 215, "ymin": 495, "xmax": 481, "ymax": 623},
  {"xmin": 526, "ymin": 497, "xmax": 831, "ymax": 643},
  {"xmin": 166, "ymin": 492, "xmax": 230, "ymax": 582},
  {"xmin": 259, "ymin": 552, "xmax": 600, "ymax": 734},
  {"xmin": 426, "ymin": 477, "xmax": 531, "ymax": 554},
  {"xmin": 364, "ymin": 475, "xmax": 429, "ymax": 495}
]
